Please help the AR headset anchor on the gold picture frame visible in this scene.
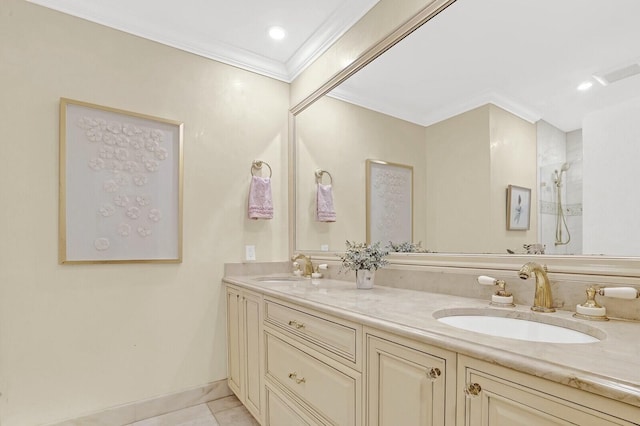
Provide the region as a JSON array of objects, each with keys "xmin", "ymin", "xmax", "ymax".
[
  {"xmin": 366, "ymin": 159, "xmax": 413, "ymax": 245},
  {"xmin": 59, "ymin": 98, "xmax": 183, "ymax": 263},
  {"xmin": 506, "ymin": 184, "xmax": 531, "ymax": 231}
]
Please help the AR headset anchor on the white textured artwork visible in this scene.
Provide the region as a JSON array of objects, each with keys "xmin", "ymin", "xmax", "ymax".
[
  {"xmin": 367, "ymin": 160, "xmax": 413, "ymax": 245},
  {"xmin": 61, "ymin": 100, "xmax": 182, "ymax": 263}
]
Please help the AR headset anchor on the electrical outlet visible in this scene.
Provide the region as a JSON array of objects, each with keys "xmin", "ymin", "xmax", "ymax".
[
  {"xmin": 245, "ymin": 245, "xmax": 256, "ymax": 261},
  {"xmin": 320, "ymin": 244, "xmax": 329, "ymax": 252}
]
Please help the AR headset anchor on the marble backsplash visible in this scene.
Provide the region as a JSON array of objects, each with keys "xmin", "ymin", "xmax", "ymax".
[{"xmin": 225, "ymin": 261, "xmax": 640, "ymax": 322}]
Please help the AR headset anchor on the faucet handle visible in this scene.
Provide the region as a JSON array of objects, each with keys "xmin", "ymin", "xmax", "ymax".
[
  {"xmin": 598, "ymin": 287, "xmax": 639, "ymax": 299},
  {"xmin": 477, "ymin": 276, "xmax": 514, "ymax": 307},
  {"xmin": 477, "ymin": 275, "xmax": 500, "ymax": 286},
  {"xmin": 574, "ymin": 286, "xmax": 608, "ymax": 321}
]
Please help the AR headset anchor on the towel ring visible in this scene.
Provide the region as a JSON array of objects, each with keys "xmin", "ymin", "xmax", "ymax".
[
  {"xmin": 251, "ymin": 160, "xmax": 272, "ymax": 178},
  {"xmin": 315, "ymin": 169, "xmax": 333, "ymax": 185}
]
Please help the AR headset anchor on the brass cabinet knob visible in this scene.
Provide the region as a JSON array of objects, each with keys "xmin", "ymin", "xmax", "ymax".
[
  {"xmin": 427, "ymin": 367, "xmax": 441, "ymax": 380},
  {"xmin": 288, "ymin": 320, "xmax": 305, "ymax": 329},
  {"xmin": 288, "ymin": 372, "xmax": 306, "ymax": 384},
  {"xmin": 464, "ymin": 382, "xmax": 482, "ymax": 397}
]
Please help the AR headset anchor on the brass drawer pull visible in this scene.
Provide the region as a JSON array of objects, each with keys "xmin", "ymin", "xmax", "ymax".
[
  {"xmin": 426, "ymin": 367, "xmax": 441, "ymax": 380},
  {"xmin": 288, "ymin": 372, "xmax": 306, "ymax": 384},
  {"xmin": 288, "ymin": 320, "xmax": 305, "ymax": 329},
  {"xmin": 464, "ymin": 382, "xmax": 482, "ymax": 397}
]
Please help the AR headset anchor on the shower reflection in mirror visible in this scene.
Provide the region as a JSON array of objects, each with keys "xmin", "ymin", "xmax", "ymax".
[{"xmin": 537, "ymin": 121, "xmax": 582, "ymax": 255}]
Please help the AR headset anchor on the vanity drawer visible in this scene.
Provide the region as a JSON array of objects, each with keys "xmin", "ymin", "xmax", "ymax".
[
  {"xmin": 265, "ymin": 331, "xmax": 360, "ymax": 426},
  {"xmin": 264, "ymin": 298, "xmax": 360, "ymax": 366},
  {"xmin": 265, "ymin": 384, "xmax": 323, "ymax": 426}
]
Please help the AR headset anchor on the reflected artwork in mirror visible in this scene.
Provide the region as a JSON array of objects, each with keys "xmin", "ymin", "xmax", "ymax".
[{"xmin": 293, "ymin": 0, "xmax": 640, "ymax": 263}]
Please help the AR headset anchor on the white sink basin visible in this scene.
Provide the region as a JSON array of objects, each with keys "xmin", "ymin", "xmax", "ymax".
[{"xmin": 435, "ymin": 311, "xmax": 602, "ymax": 344}]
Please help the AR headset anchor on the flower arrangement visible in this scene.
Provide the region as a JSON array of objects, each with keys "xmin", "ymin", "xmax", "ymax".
[
  {"xmin": 388, "ymin": 241, "xmax": 431, "ymax": 253},
  {"xmin": 338, "ymin": 240, "xmax": 389, "ymax": 272}
]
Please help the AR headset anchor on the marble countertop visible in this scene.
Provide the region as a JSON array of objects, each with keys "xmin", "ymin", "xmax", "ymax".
[{"xmin": 223, "ymin": 275, "xmax": 640, "ymax": 407}]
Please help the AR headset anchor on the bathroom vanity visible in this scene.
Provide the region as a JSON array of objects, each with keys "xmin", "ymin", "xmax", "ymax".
[{"xmin": 224, "ymin": 275, "xmax": 640, "ymax": 425}]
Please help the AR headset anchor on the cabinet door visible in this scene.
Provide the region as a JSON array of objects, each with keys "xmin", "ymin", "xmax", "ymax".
[
  {"xmin": 226, "ymin": 286, "xmax": 243, "ymax": 398},
  {"xmin": 243, "ymin": 291, "xmax": 263, "ymax": 419},
  {"xmin": 459, "ymin": 356, "xmax": 639, "ymax": 426},
  {"xmin": 367, "ymin": 335, "xmax": 447, "ymax": 426}
]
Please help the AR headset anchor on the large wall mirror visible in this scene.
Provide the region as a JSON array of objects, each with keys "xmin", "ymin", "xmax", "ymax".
[{"xmin": 292, "ymin": 0, "xmax": 640, "ymax": 276}]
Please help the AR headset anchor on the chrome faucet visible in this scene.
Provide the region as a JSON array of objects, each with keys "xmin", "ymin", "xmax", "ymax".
[
  {"xmin": 518, "ymin": 262, "xmax": 555, "ymax": 312},
  {"xmin": 291, "ymin": 254, "xmax": 314, "ymax": 277}
]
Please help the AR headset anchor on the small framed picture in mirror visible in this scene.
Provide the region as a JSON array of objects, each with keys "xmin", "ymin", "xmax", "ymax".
[{"xmin": 506, "ymin": 185, "xmax": 531, "ymax": 231}]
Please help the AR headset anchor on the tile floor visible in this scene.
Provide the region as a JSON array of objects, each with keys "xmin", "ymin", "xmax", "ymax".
[{"xmin": 127, "ymin": 395, "xmax": 259, "ymax": 426}]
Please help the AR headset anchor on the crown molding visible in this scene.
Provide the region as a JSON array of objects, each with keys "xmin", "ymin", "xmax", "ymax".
[
  {"xmin": 286, "ymin": 0, "xmax": 380, "ymax": 81},
  {"xmin": 28, "ymin": 0, "xmax": 379, "ymax": 83},
  {"xmin": 330, "ymin": 87, "xmax": 543, "ymax": 127}
]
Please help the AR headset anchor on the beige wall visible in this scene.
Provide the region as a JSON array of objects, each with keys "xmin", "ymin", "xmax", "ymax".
[
  {"xmin": 424, "ymin": 106, "xmax": 492, "ymax": 252},
  {"xmin": 424, "ymin": 105, "xmax": 537, "ymax": 253},
  {"xmin": 0, "ymin": 1, "xmax": 289, "ymax": 425},
  {"xmin": 296, "ymin": 96, "xmax": 426, "ymax": 251}
]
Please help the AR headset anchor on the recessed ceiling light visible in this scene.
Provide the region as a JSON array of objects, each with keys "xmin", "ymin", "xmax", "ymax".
[
  {"xmin": 268, "ymin": 26, "xmax": 286, "ymax": 41},
  {"xmin": 577, "ymin": 81, "xmax": 593, "ymax": 91}
]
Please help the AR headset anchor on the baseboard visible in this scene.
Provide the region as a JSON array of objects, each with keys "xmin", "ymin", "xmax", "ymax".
[{"xmin": 48, "ymin": 379, "xmax": 232, "ymax": 425}]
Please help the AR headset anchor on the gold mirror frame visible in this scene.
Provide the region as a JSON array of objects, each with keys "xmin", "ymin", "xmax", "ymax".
[{"xmin": 289, "ymin": 0, "xmax": 640, "ymax": 281}]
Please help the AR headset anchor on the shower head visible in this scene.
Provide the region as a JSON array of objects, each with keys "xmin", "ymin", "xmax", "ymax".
[{"xmin": 561, "ymin": 162, "xmax": 570, "ymax": 172}]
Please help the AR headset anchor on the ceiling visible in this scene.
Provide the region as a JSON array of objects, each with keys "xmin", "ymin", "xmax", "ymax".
[
  {"xmin": 331, "ymin": 0, "xmax": 640, "ymax": 132},
  {"xmin": 27, "ymin": 0, "xmax": 640, "ymax": 131},
  {"xmin": 27, "ymin": 0, "xmax": 379, "ymax": 82}
]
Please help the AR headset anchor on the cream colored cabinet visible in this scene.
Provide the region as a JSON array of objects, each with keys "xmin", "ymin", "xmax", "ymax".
[
  {"xmin": 365, "ymin": 330, "xmax": 456, "ymax": 426},
  {"xmin": 458, "ymin": 355, "xmax": 640, "ymax": 426},
  {"xmin": 263, "ymin": 297, "xmax": 362, "ymax": 426},
  {"xmin": 226, "ymin": 284, "xmax": 263, "ymax": 423},
  {"xmin": 265, "ymin": 383, "xmax": 324, "ymax": 426}
]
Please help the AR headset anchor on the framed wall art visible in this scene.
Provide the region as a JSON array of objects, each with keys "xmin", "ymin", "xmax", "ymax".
[
  {"xmin": 366, "ymin": 159, "xmax": 413, "ymax": 245},
  {"xmin": 506, "ymin": 184, "xmax": 531, "ymax": 231},
  {"xmin": 59, "ymin": 98, "xmax": 183, "ymax": 263}
]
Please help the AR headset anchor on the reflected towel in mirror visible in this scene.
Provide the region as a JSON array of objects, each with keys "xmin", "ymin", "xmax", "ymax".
[
  {"xmin": 316, "ymin": 183, "xmax": 336, "ymax": 222},
  {"xmin": 248, "ymin": 176, "xmax": 273, "ymax": 219}
]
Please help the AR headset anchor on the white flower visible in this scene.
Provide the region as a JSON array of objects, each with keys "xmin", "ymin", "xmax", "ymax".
[
  {"xmin": 98, "ymin": 203, "xmax": 115, "ymax": 217},
  {"xmin": 115, "ymin": 134, "xmax": 129, "ymax": 147},
  {"xmin": 102, "ymin": 133, "xmax": 116, "ymax": 145},
  {"xmin": 98, "ymin": 145, "xmax": 115, "ymax": 159},
  {"xmin": 115, "ymin": 148, "xmax": 129, "ymax": 161},
  {"xmin": 123, "ymin": 161, "xmax": 140, "ymax": 173},
  {"xmin": 122, "ymin": 124, "xmax": 136, "ymax": 136},
  {"xmin": 77, "ymin": 116, "xmax": 96, "ymax": 129},
  {"xmin": 114, "ymin": 173, "xmax": 130, "ymax": 186},
  {"xmin": 88, "ymin": 158, "xmax": 105, "ymax": 171},
  {"xmin": 107, "ymin": 122, "xmax": 122, "ymax": 134},
  {"xmin": 144, "ymin": 159, "xmax": 159, "ymax": 172},
  {"xmin": 132, "ymin": 174, "xmax": 148, "ymax": 186},
  {"xmin": 94, "ymin": 237, "xmax": 110, "ymax": 251},
  {"xmin": 148, "ymin": 208, "xmax": 162, "ymax": 222},
  {"xmin": 137, "ymin": 226, "xmax": 152, "ymax": 237},
  {"xmin": 145, "ymin": 139, "xmax": 159, "ymax": 152},
  {"xmin": 86, "ymin": 127, "xmax": 103, "ymax": 142},
  {"xmin": 103, "ymin": 180, "xmax": 118, "ymax": 193},
  {"xmin": 113, "ymin": 194, "xmax": 129, "ymax": 207},
  {"xmin": 117, "ymin": 223, "xmax": 131, "ymax": 236},
  {"xmin": 125, "ymin": 206, "xmax": 140, "ymax": 219},
  {"xmin": 104, "ymin": 160, "xmax": 123, "ymax": 172},
  {"xmin": 136, "ymin": 195, "xmax": 151, "ymax": 206},
  {"xmin": 155, "ymin": 147, "xmax": 168, "ymax": 160},
  {"xmin": 129, "ymin": 136, "xmax": 144, "ymax": 150},
  {"xmin": 150, "ymin": 129, "xmax": 163, "ymax": 141}
]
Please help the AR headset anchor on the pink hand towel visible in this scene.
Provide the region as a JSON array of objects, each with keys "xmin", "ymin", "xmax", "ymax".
[
  {"xmin": 316, "ymin": 183, "xmax": 336, "ymax": 222},
  {"xmin": 248, "ymin": 176, "xmax": 273, "ymax": 220}
]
